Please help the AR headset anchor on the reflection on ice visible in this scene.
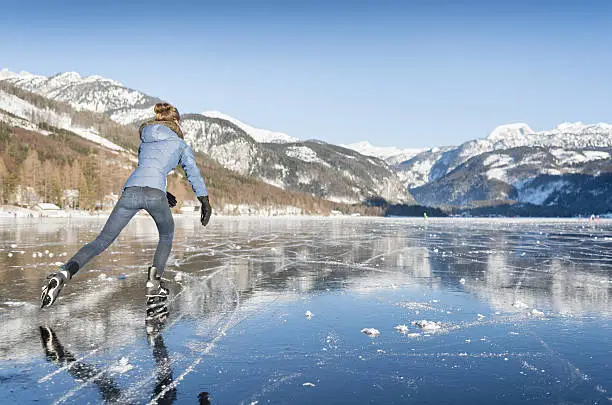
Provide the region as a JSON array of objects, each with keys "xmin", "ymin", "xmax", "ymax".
[{"xmin": 1, "ymin": 218, "xmax": 611, "ymax": 355}]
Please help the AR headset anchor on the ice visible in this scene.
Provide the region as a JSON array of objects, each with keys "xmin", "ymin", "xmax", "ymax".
[
  {"xmin": 302, "ymin": 382, "xmax": 316, "ymax": 387},
  {"xmin": 361, "ymin": 328, "xmax": 380, "ymax": 337},
  {"xmin": 412, "ymin": 320, "xmax": 442, "ymax": 331},
  {"xmin": 304, "ymin": 310, "xmax": 313, "ymax": 319},
  {"xmin": 394, "ymin": 324, "xmax": 409, "ymax": 334},
  {"xmin": 109, "ymin": 357, "xmax": 133, "ymax": 374},
  {"xmin": 513, "ymin": 301, "xmax": 529, "ymax": 309},
  {"xmin": 1, "ymin": 217, "xmax": 611, "ymax": 404}
]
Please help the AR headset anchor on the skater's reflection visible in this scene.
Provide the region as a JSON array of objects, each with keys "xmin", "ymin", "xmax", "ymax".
[
  {"xmin": 39, "ymin": 312, "xmax": 184, "ymax": 405},
  {"xmin": 146, "ymin": 311, "xmax": 177, "ymax": 404},
  {"xmin": 38, "ymin": 326, "xmax": 121, "ymax": 402}
]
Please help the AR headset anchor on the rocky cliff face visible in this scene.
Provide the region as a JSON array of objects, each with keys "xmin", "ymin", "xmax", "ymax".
[{"xmin": 181, "ymin": 115, "xmax": 413, "ymax": 204}]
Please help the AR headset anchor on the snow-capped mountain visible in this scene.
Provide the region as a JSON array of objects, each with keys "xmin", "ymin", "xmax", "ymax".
[
  {"xmin": 0, "ymin": 82, "xmax": 127, "ymax": 152},
  {"xmin": 181, "ymin": 114, "xmax": 412, "ymax": 203},
  {"xmin": 201, "ymin": 110, "xmax": 298, "ymax": 144},
  {"xmin": 410, "ymin": 145, "xmax": 612, "ymax": 213},
  {"xmin": 0, "ymin": 72, "xmax": 413, "ymax": 204},
  {"xmin": 405, "ymin": 122, "xmax": 612, "ymax": 212},
  {"xmin": 12, "ymin": 67, "xmax": 612, "ymax": 213},
  {"xmin": 0, "ymin": 69, "xmax": 161, "ymax": 125},
  {"xmin": 0, "ymin": 69, "xmax": 300, "ymax": 144},
  {"xmin": 398, "ymin": 122, "xmax": 612, "ymax": 189},
  {"xmin": 0, "ymin": 69, "xmax": 18, "ymax": 80},
  {"xmin": 341, "ymin": 141, "xmax": 425, "ymax": 165}
]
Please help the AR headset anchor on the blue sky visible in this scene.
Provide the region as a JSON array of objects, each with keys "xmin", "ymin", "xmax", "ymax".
[{"xmin": 2, "ymin": 0, "xmax": 612, "ymax": 148}]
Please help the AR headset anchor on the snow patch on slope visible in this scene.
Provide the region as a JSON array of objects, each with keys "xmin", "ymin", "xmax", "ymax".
[
  {"xmin": 517, "ymin": 180, "xmax": 571, "ymax": 205},
  {"xmin": 285, "ymin": 146, "xmax": 330, "ymax": 167},
  {"xmin": 486, "ymin": 123, "xmax": 534, "ymax": 141},
  {"xmin": 550, "ymin": 149, "xmax": 610, "ymax": 165},
  {"xmin": 0, "ymin": 69, "xmax": 18, "ymax": 80},
  {"xmin": 201, "ymin": 110, "xmax": 298, "ymax": 144},
  {"xmin": 342, "ymin": 141, "xmax": 424, "ymax": 165},
  {"xmin": 0, "ymin": 89, "xmax": 124, "ymax": 152}
]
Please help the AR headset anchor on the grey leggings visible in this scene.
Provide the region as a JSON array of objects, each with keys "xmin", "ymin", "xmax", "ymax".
[{"xmin": 67, "ymin": 186, "xmax": 174, "ymax": 276}]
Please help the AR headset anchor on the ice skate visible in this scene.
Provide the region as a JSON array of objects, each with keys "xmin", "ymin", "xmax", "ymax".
[
  {"xmin": 146, "ymin": 266, "xmax": 169, "ymax": 298},
  {"xmin": 40, "ymin": 268, "xmax": 71, "ymax": 308},
  {"xmin": 146, "ymin": 266, "xmax": 169, "ymax": 320}
]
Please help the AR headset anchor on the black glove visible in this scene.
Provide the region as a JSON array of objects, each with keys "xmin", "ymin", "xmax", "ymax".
[
  {"xmin": 166, "ymin": 192, "xmax": 177, "ymax": 208},
  {"xmin": 198, "ymin": 195, "xmax": 212, "ymax": 226}
]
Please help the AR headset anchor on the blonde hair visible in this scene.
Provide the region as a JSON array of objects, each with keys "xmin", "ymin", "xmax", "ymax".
[{"xmin": 154, "ymin": 102, "xmax": 180, "ymax": 122}]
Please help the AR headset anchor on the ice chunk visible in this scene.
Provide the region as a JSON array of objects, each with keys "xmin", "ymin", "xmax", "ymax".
[
  {"xmin": 513, "ymin": 301, "xmax": 529, "ymax": 309},
  {"xmin": 530, "ymin": 308, "xmax": 545, "ymax": 317},
  {"xmin": 477, "ymin": 314, "xmax": 486, "ymax": 320},
  {"xmin": 109, "ymin": 357, "xmax": 133, "ymax": 374},
  {"xmin": 97, "ymin": 273, "xmax": 114, "ymax": 282},
  {"xmin": 302, "ymin": 382, "xmax": 316, "ymax": 387},
  {"xmin": 305, "ymin": 310, "xmax": 313, "ymax": 319},
  {"xmin": 394, "ymin": 324, "xmax": 409, "ymax": 334},
  {"xmin": 411, "ymin": 320, "xmax": 442, "ymax": 331},
  {"xmin": 361, "ymin": 328, "xmax": 380, "ymax": 337},
  {"xmin": 459, "ymin": 278, "xmax": 466, "ymax": 285}
]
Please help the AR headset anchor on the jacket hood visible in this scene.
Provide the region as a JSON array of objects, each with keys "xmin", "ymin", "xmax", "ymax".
[{"xmin": 139, "ymin": 120, "xmax": 183, "ymax": 143}]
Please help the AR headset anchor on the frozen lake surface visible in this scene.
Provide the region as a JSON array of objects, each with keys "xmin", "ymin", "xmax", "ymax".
[{"xmin": 0, "ymin": 217, "xmax": 611, "ymax": 404}]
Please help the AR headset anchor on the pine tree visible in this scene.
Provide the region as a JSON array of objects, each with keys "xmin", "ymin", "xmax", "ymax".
[{"xmin": 81, "ymin": 153, "xmax": 100, "ymax": 209}]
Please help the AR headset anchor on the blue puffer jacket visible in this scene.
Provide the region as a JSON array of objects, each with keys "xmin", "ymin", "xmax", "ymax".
[{"xmin": 123, "ymin": 123, "xmax": 208, "ymax": 196}]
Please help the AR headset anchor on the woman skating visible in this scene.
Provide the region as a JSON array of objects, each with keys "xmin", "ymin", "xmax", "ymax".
[{"xmin": 40, "ymin": 102, "xmax": 212, "ymax": 310}]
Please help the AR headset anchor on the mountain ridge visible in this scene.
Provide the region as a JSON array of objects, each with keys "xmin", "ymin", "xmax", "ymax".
[
  {"xmin": 0, "ymin": 69, "xmax": 413, "ymax": 205},
  {"xmin": 5, "ymin": 68, "xmax": 611, "ymax": 214}
]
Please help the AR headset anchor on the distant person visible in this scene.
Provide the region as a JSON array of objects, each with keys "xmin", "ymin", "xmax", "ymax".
[{"xmin": 41, "ymin": 103, "xmax": 212, "ymax": 315}]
